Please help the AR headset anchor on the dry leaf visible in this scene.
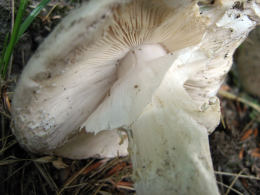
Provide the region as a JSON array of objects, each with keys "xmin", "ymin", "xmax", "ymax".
[
  {"xmin": 240, "ymin": 129, "xmax": 253, "ymax": 141},
  {"xmin": 34, "ymin": 156, "xmax": 55, "ymax": 163},
  {"xmin": 52, "ymin": 158, "xmax": 68, "ymax": 169}
]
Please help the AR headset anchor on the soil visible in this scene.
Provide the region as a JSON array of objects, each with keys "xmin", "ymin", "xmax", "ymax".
[{"xmin": 0, "ymin": 1, "xmax": 259, "ymax": 195}]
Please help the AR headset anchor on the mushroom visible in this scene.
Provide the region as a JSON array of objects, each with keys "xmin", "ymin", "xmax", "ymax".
[{"xmin": 12, "ymin": 0, "xmax": 260, "ymax": 194}]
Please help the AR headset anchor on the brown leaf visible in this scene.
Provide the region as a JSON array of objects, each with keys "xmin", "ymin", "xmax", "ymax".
[
  {"xmin": 241, "ymin": 178, "xmax": 249, "ymax": 189},
  {"xmin": 106, "ymin": 162, "xmax": 127, "ymax": 177},
  {"xmin": 251, "ymin": 148, "xmax": 260, "ymax": 158},
  {"xmin": 240, "ymin": 129, "xmax": 253, "ymax": 141},
  {"xmin": 82, "ymin": 160, "xmax": 104, "ymax": 175},
  {"xmin": 253, "ymin": 128, "xmax": 259, "ymax": 138},
  {"xmin": 34, "ymin": 156, "xmax": 55, "ymax": 163},
  {"xmin": 239, "ymin": 148, "xmax": 244, "ymax": 160},
  {"xmin": 52, "ymin": 158, "xmax": 68, "ymax": 169}
]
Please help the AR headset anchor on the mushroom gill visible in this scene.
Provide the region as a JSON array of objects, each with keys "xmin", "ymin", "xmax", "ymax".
[{"xmin": 12, "ymin": 0, "xmax": 208, "ymax": 156}]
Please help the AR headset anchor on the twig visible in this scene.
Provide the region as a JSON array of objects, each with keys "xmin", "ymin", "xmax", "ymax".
[
  {"xmin": 0, "ymin": 139, "xmax": 17, "ymax": 154},
  {"xmin": 218, "ymin": 90, "xmax": 260, "ymax": 113},
  {"xmin": 216, "ymin": 181, "xmax": 243, "ymax": 195},
  {"xmin": 225, "ymin": 169, "xmax": 244, "ymax": 195},
  {"xmin": 1, "ymin": 115, "xmax": 6, "ymax": 149},
  {"xmin": 93, "ymin": 183, "xmax": 104, "ymax": 195},
  {"xmin": 241, "ymin": 118, "xmax": 255, "ymax": 135},
  {"xmin": 58, "ymin": 159, "xmax": 95, "ymax": 195},
  {"xmin": 0, "ymin": 161, "xmax": 31, "ymax": 184},
  {"xmin": 217, "ymin": 166, "xmax": 225, "ymax": 194},
  {"xmin": 11, "ymin": 0, "xmax": 15, "ymax": 30},
  {"xmin": 116, "ymin": 183, "xmax": 135, "ymax": 191},
  {"xmin": 220, "ymin": 114, "xmax": 226, "ymax": 129},
  {"xmin": 215, "ymin": 171, "xmax": 260, "ymax": 181},
  {"xmin": 42, "ymin": 3, "xmax": 58, "ymax": 22},
  {"xmin": 59, "ymin": 182, "xmax": 89, "ymax": 190},
  {"xmin": 0, "ymin": 134, "xmax": 13, "ymax": 142},
  {"xmin": 33, "ymin": 161, "xmax": 58, "ymax": 192},
  {"xmin": 7, "ymin": 0, "xmax": 15, "ymax": 79},
  {"xmin": 0, "ymin": 110, "xmax": 11, "ymax": 119}
]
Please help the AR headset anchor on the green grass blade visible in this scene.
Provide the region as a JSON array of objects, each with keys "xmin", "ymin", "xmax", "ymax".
[
  {"xmin": 17, "ymin": 0, "xmax": 51, "ymax": 41},
  {"xmin": 0, "ymin": 33, "xmax": 10, "ymax": 72},
  {"xmin": 0, "ymin": 0, "xmax": 29, "ymax": 79},
  {"xmin": 0, "ymin": 0, "xmax": 51, "ymax": 79}
]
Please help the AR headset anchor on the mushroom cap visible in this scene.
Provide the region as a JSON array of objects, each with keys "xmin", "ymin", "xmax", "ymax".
[{"xmin": 12, "ymin": 0, "xmax": 259, "ymax": 159}]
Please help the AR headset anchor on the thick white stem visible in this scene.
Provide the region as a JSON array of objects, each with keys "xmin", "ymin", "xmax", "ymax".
[
  {"xmin": 129, "ymin": 110, "xmax": 219, "ymax": 195},
  {"xmin": 128, "ymin": 61, "xmax": 221, "ymax": 194}
]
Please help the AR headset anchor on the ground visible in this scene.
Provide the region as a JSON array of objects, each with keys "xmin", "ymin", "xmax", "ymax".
[{"xmin": 0, "ymin": 1, "xmax": 259, "ymax": 194}]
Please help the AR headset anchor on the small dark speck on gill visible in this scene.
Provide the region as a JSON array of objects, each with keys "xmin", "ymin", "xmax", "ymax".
[
  {"xmin": 224, "ymin": 53, "xmax": 228, "ymax": 58},
  {"xmin": 156, "ymin": 168, "xmax": 163, "ymax": 176},
  {"xmin": 134, "ymin": 85, "xmax": 138, "ymax": 88}
]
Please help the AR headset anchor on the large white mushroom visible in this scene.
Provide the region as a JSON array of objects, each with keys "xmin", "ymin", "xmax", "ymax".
[{"xmin": 12, "ymin": 0, "xmax": 260, "ymax": 194}]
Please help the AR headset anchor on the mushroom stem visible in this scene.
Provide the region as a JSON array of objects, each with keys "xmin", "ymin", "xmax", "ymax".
[
  {"xmin": 129, "ymin": 117, "xmax": 219, "ymax": 194},
  {"xmin": 126, "ymin": 52, "xmax": 221, "ymax": 194},
  {"xmin": 128, "ymin": 91, "xmax": 220, "ymax": 195}
]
